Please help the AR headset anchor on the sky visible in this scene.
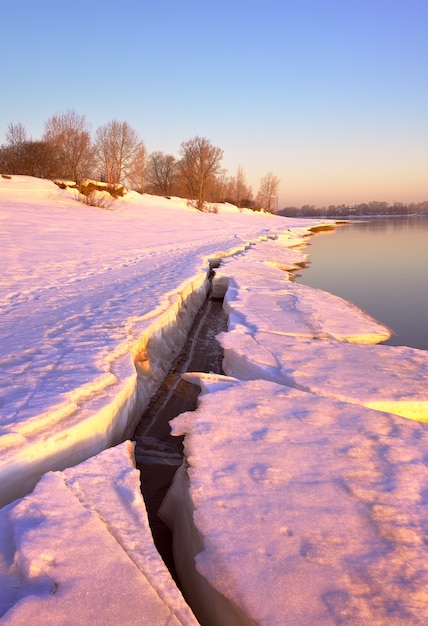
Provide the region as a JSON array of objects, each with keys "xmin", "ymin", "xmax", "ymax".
[{"xmin": 1, "ymin": 0, "xmax": 427, "ymax": 207}]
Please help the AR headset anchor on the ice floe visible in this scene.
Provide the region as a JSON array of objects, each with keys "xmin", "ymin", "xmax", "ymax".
[
  {"xmin": 219, "ymin": 330, "xmax": 428, "ymax": 422},
  {"xmin": 213, "ymin": 246, "xmax": 391, "ymax": 343}
]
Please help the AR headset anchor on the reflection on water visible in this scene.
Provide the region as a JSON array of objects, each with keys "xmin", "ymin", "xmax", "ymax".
[
  {"xmin": 295, "ymin": 215, "xmax": 428, "ymax": 350},
  {"xmin": 343, "ymin": 215, "xmax": 428, "ymax": 232}
]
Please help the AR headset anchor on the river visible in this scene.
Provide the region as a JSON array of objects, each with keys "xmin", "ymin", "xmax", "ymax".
[{"xmin": 294, "ymin": 215, "xmax": 428, "ymax": 350}]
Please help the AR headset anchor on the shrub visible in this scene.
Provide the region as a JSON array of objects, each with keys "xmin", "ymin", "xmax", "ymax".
[{"xmin": 76, "ymin": 189, "xmax": 115, "ymax": 209}]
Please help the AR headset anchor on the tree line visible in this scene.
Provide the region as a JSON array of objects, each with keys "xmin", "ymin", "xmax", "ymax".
[
  {"xmin": 278, "ymin": 200, "xmax": 428, "ymax": 218},
  {"xmin": 0, "ymin": 110, "xmax": 280, "ymax": 212}
]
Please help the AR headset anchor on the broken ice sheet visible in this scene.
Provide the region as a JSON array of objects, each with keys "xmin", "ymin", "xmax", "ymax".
[{"xmin": 163, "ymin": 377, "xmax": 428, "ymax": 625}]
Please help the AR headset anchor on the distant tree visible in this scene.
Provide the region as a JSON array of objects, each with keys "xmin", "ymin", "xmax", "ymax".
[
  {"xmin": 146, "ymin": 151, "xmax": 177, "ymax": 196},
  {"xmin": 236, "ymin": 165, "xmax": 247, "ymax": 207},
  {"xmin": 43, "ymin": 109, "xmax": 94, "ymax": 181},
  {"xmin": 94, "ymin": 120, "xmax": 140, "ymax": 184},
  {"xmin": 206, "ymin": 168, "xmax": 229, "ymax": 202},
  {"xmin": 368, "ymin": 201, "xmax": 389, "ymax": 214},
  {"xmin": 257, "ymin": 171, "xmax": 280, "ymax": 212},
  {"xmin": 0, "ymin": 122, "xmax": 28, "ymax": 174},
  {"xmin": 5, "ymin": 122, "xmax": 27, "ymax": 147},
  {"xmin": 277, "ymin": 206, "xmax": 299, "ymax": 217},
  {"xmin": 178, "ymin": 136, "xmax": 223, "ymax": 210},
  {"xmin": 278, "ymin": 201, "xmax": 428, "ymax": 218},
  {"xmin": 0, "ymin": 122, "xmax": 57, "ymax": 178},
  {"xmin": 127, "ymin": 142, "xmax": 147, "ymax": 193},
  {"xmin": 231, "ymin": 165, "xmax": 253, "ymax": 207}
]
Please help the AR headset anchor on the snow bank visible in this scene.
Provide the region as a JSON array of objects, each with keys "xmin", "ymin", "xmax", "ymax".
[
  {"xmin": 211, "ymin": 234, "xmax": 309, "ymax": 298},
  {"xmin": 162, "ymin": 377, "xmax": 428, "ymax": 625},
  {"xmin": 0, "ymin": 441, "xmax": 198, "ymax": 625},
  {"xmin": 0, "ymin": 259, "xmax": 211, "ymax": 509},
  {"xmin": 159, "ymin": 463, "xmax": 254, "ymax": 626}
]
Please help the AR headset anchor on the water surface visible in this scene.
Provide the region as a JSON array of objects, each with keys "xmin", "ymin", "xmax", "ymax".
[{"xmin": 295, "ymin": 216, "xmax": 428, "ymax": 350}]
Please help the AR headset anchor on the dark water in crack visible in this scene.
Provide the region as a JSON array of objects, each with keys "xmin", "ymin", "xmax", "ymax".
[{"xmin": 132, "ymin": 291, "xmax": 227, "ymax": 581}]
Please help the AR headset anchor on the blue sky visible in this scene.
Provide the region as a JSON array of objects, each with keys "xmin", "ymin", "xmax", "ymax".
[{"xmin": 1, "ymin": 0, "xmax": 427, "ymax": 207}]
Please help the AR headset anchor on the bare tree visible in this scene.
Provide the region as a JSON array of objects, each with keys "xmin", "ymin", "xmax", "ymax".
[
  {"xmin": 43, "ymin": 110, "xmax": 94, "ymax": 181},
  {"xmin": 146, "ymin": 151, "xmax": 177, "ymax": 196},
  {"xmin": 257, "ymin": 171, "xmax": 280, "ymax": 212},
  {"xmin": 5, "ymin": 122, "xmax": 27, "ymax": 147},
  {"xmin": 238, "ymin": 165, "xmax": 253, "ymax": 207},
  {"xmin": 1, "ymin": 123, "xmax": 28, "ymax": 174},
  {"xmin": 26, "ymin": 141, "xmax": 58, "ymax": 178},
  {"xmin": 229, "ymin": 165, "xmax": 253, "ymax": 207},
  {"xmin": 178, "ymin": 136, "xmax": 223, "ymax": 210},
  {"xmin": 127, "ymin": 142, "xmax": 147, "ymax": 193},
  {"xmin": 94, "ymin": 120, "xmax": 140, "ymax": 184}
]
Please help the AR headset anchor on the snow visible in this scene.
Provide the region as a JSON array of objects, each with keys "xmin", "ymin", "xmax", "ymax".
[
  {"xmin": 219, "ymin": 331, "xmax": 428, "ymax": 422},
  {"xmin": 162, "ymin": 378, "xmax": 428, "ymax": 625},
  {"xmin": 2, "ymin": 175, "xmax": 427, "ymax": 624},
  {"xmin": 0, "ymin": 441, "xmax": 198, "ymax": 625}
]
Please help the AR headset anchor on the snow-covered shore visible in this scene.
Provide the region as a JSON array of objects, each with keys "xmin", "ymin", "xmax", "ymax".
[
  {"xmin": 2, "ymin": 176, "xmax": 427, "ymax": 624},
  {"xmin": 1, "ymin": 176, "xmax": 331, "ymax": 622},
  {"xmin": 0, "ymin": 176, "xmax": 324, "ymax": 508}
]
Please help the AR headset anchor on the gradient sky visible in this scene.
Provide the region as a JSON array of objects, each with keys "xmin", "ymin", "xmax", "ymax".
[{"xmin": 1, "ymin": 0, "xmax": 427, "ymax": 207}]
